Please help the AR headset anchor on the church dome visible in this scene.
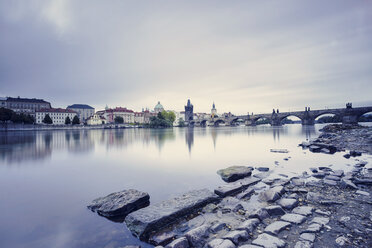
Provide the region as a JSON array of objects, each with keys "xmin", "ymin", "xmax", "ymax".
[{"xmin": 154, "ymin": 101, "xmax": 164, "ymax": 112}]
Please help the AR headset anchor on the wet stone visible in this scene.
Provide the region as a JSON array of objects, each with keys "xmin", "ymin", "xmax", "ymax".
[
  {"xmin": 280, "ymin": 213, "xmax": 306, "ymax": 224},
  {"xmin": 294, "ymin": 241, "xmax": 313, "ymax": 248},
  {"xmin": 217, "ymin": 166, "xmax": 253, "ymax": 182},
  {"xmin": 125, "ymin": 189, "xmax": 218, "ymax": 241},
  {"xmin": 237, "ymin": 218, "xmax": 260, "ymax": 233},
  {"xmin": 248, "ymin": 208, "xmax": 269, "ymax": 221},
  {"xmin": 236, "ymin": 188, "xmax": 255, "ymax": 200},
  {"xmin": 340, "ymin": 179, "xmax": 358, "ymax": 190},
  {"xmin": 292, "ymin": 206, "xmax": 314, "ymax": 216},
  {"xmin": 252, "ymin": 233, "xmax": 286, "ymax": 248},
  {"xmin": 300, "ymin": 233, "xmax": 315, "ymax": 242},
  {"xmin": 259, "ymin": 186, "xmax": 284, "ymax": 202},
  {"xmin": 265, "ymin": 205, "xmax": 286, "ymax": 216},
  {"xmin": 207, "ymin": 239, "xmax": 236, "ymax": 248},
  {"xmin": 277, "ymin": 198, "xmax": 298, "ymax": 210},
  {"xmin": 210, "ymin": 222, "xmax": 227, "ymax": 233},
  {"xmin": 239, "ymin": 245, "xmax": 262, "ymax": 248},
  {"xmin": 291, "ymin": 178, "xmax": 305, "ymax": 186},
  {"xmin": 219, "ymin": 197, "xmax": 244, "ymax": 213},
  {"xmin": 310, "ymin": 217, "xmax": 329, "ymax": 225},
  {"xmin": 287, "ymin": 193, "xmax": 298, "ymax": 199},
  {"xmin": 323, "ymin": 179, "xmax": 337, "ymax": 186},
  {"xmin": 356, "ymin": 190, "xmax": 370, "ymax": 196},
  {"xmin": 223, "ymin": 230, "xmax": 249, "ymax": 245},
  {"xmin": 314, "ymin": 210, "xmax": 330, "ymax": 216},
  {"xmin": 150, "ymin": 231, "xmax": 176, "ymax": 246},
  {"xmin": 165, "ymin": 237, "xmax": 189, "ymax": 248},
  {"xmin": 332, "ymin": 170, "xmax": 344, "ymax": 177},
  {"xmin": 302, "ymin": 223, "xmax": 322, "ymax": 233},
  {"xmin": 324, "ymin": 175, "xmax": 341, "ymax": 181},
  {"xmin": 257, "ymin": 167, "xmax": 270, "ymax": 172},
  {"xmin": 87, "ymin": 189, "xmax": 150, "ymax": 218},
  {"xmin": 264, "ymin": 221, "xmax": 291, "ymax": 236},
  {"xmin": 185, "ymin": 224, "xmax": 210, "ymax": 248},
  {"xmin": 312, "ymin": 172, "xmax": 327, "ymax": 179}
]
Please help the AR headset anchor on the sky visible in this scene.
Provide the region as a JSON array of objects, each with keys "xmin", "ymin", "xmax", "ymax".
[{"xmin": 0, "ymin": 0, "xmax": 371, "ymax": 115}]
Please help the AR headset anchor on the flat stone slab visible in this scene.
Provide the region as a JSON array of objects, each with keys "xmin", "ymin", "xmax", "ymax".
[
  {"xmin": 185, "ymin": 224, "xmax": 210, "ymax": 248},
  {"xmin": 223, "ymin": 230, "xmax": 249, "ymax": 245},
  {"xmin": 301, "ymin": 223, "xmax": 322, "ymax": 233},
  {"xmin": 217, "ymin": 166, "xmax": 253, "ymax": 182},
  {"xmin": 237, "ymin": 218, "xmax": 260, "ymax": 232},
  {"xmin": 87, "ymin": 189, "xmax": 149, "ymax": 218},
  {"xmin": 324, "ymin": 175, "xmax": 341, "ymax": 181},
  {"xmin": 300, "ymin": 233, "xmax": 315, "ymax": 242},
  {"xmin": 207, "ymin": 239, "xmax": 236, "ymax": 248},
  {"xmin": 215, "ymin": 177, "xmax": 261, "ymax": 197},
  {"xmin": 265, "ymin": 205, "xmax": 286, "ymax": 216},
  {"xmin": 252, "ymin": 233, "xmax": 286, "ymax": 248},
  {"xmin": 356, "ymin": 190, "xmax": 370, "ymax": 196},
  {"xmin": 323, "ymin": 179, "xmax": 337, "ymax": 186},
  {"xmin": 264, "ymin": 221, "xmax": 291, "ymax": 235},
  {"xmin": 125, "ymin": 189, "xmax": 219, "ymax": 240},
  {"xmin": 270, "ymin": 149, "xmax": 289, "ymax": 153},
  {"xmin": 259, "ymin": 186, "xmax": 284, "ymax": 202},
  {"xmin": 280, "ymin": 213, "xmax": 306, "ymax": 224},
  {"xmin": 292, "ymin": 206, "xmax": 314, "ymax": 216},
  {"xmin": 165, "ymin": 237, "xmax": 189, "ymax": 248},
  {"xmin": 294, "ymin": 241, "xmax": 313, "ymax": 248},
  {"xmin": 277, "ymin": 198, "xmax": 298, "ymax": 210},
  {"xmin": 310, "ymin": 217, "xmax": 329, "ymax": 225}
]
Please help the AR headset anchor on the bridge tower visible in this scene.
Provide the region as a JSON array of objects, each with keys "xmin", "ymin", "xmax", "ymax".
[
  {"xmin": 302, "ymin": 107, "xmax": 315, "ymax": 125},
  {"xmin": 342, "ymin": 102, "xmax": 358, "ymax": 125},
  {"xmin": 184, "ymin": 99, "xmax": 194, "ymax": 125},
  {"xmin": 271, "ymin": 109, "xmax": 281, "ymax": 126}
]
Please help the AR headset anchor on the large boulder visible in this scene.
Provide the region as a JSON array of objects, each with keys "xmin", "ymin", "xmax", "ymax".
[
  {"xmin": 125, "ymin": 189, "xmax": 219, "ymax": 241},
  {"xmin": 217, "ymin": 166, "xmax": 253, "ymax": 182},
  {"xmin": 87, "ymin": 189, "xmax": 149, "ymax": 218}
]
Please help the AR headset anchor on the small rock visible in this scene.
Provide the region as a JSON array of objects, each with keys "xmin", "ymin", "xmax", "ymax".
[
  {"xmin": 332, "ymin": 170, "xmax": 344, "ymax": 177},
  {"xmin": 310, "ymin": 217, "xmax": 329, "ymax": 225},
  {"xmin": 356, "ymin": 190, "xmax": 370, "ymax": 196},
  {"xmin": 257, "ymin": 167, "xmax": 270, "ymax": 172},
  {"xmin": 324, "ymin": 175, "xmax": 341, "ymax": 181},
  {"xmin": 210, "ymin": 222, "xmax": 227, "ymax": 233},
  {"xmin": 217, "ymin": 166, "xmax": 253, "ymax": 182},
  {"xmin": 185, "ymin": 224, "xmax": 210, "ymax": 248},
  {"xmin": 314, "ymin": 210, "xmax": 330, "ymax": 216},
  {"xmin": 323, "ymin": 179, "xmax": 337, "ymax": 186},
  {"xmin": 264, "ymin": 221, "xmax": 291, "ymax": 236},
  {"xmin": 237, "ymin": 218, "xmax": 260, "ymax": 233},
  {"xmin": 252, "ymin": 233, "xmax": 286, "ymax": 248},
  {"xmin": 309, "ymin": 167, "xmax": 318, "ymax": 173},
  {"xmin": 223, "ymin": 230, "xmax": 249, "ymax": 245},
  {"xmin": 340, "ymin": 179, "xmax": 358, "ymax": 190},
  {"xmin": 236, "ymin": 188, "xmax": 255, "ymax": 199},
  {"xmin": 248, "ymin": 208, "xmax": 269, "ymax": 221},
  {"xmin": 165, "ymin": 237, "xmax": 189, "ymax": 248},
  {"xmin": 280, "ymin": 213, "xmax": 306, "ymax": 224},
  {"xmin": 259, "ymin": 186, "xmax": 284, "ymax": 202},
  {"xmin": 277, "ymin": 198, "xmax": 298, "ymax": 210},
  {"xmin": 302, "ymin": 223, "xmax": 322, "ymax": 233},
  {"xmin": 300, "ymin": 233, "xmax": 315, "ymax": 242},
  {"xmin": 207, "ymin": 239, "xmax": 236, "ymax": 248},
  {"xmin": 294, "ymin": 241, "xmax": 313, "ymax": 248},
  {"xmin": 292, "ymin": 206, "xmax": 314, "ymax": 216},
  {"xmin": 335, "ymin": 236, "xmax": 348, "ymax": 246},
  {"xmin": 270, "ymin": 149, "xmax": 289, "ymax": 153},
  {"xmin": 265, "ymin": 206, "xmax": 286, "ymax": 216}
]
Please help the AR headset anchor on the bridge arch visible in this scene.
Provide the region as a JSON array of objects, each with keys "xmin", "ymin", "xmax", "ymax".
[
  {"xmin": 358, "ymin": 111, "xmax": 372, "ymax": 122},
  {"xmin": 200, "ymin": 119, "xmax": 208, "ymax": 127},
  {"xmin": 279, "ymin": 114, "xmax": 303, "ymax": 125},
  {"xmin": 253, "ymin": 116, "xmax": 271, "ymax": 125},
  {"xmin": 213, "ymin": 119, "xmax": 225, "ymax": 126},
  {"xmin": 315, "ymin": 113, "xmax": 341, "ymax": 124}
]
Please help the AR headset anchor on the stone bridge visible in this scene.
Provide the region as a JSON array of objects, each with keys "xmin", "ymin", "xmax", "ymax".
[{"xmin": 191, "ymin": 103, "xmax": 372, "ymax": 126}]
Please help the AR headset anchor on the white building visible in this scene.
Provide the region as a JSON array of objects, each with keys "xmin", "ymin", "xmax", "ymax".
[
  {"xmin": 87, "ymin": 114, "xmax": 107, "ymax": 125},
  {"xmin": 67, "ymin": 104, "xmax": 95, "ymax": 123},
  {"xmin": 103, "ymin": 107, "xmax": 135, "ymax": 123},
  {"xmin": 36, "ymin": 108, "xmax": 77, "ymax": 125}
]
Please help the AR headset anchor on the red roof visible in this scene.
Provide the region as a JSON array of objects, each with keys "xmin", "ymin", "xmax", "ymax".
[
  {"xmin": 105, "ymin": 107, "xmax": 134, "ymax": 113},
  {"xmin": 36, "ymin": 108, "xmax": 77, "ymax": 113}
]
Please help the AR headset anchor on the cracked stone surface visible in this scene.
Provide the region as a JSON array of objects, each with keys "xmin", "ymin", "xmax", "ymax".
[
  {"xmin": 280, "ymin": 213, "xmax": 307, "ymax": 224},
  {"xmin": 264, "ymin": 221, "xmax": 291, "ymax": 236},
  {"xmin": 252, "ymin": 233, "xmax": 286, "ymax": 248}
]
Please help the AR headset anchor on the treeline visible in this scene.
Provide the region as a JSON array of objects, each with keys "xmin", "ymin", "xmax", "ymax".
[
  {"xmin": 0, "ymin": 107, "xmax": 34, "ymax": 124},
  {"xmin": 147, "ymin": 111, "xmax": 176, "ymax": 128}
]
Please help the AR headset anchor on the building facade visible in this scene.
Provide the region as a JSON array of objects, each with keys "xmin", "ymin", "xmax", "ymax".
[
  {"xmin": 103, "ymin": 107, "xmax": 135, "ymax": 123},
  {"xmin": 36, "ymin": 108, "xmax": 77, "ymax": 125},
  {"xmin": 0, "ymin": 97, "xmax": 6, "ymax": 108},
  {"xmin": 5, "ymin": 97, "xmax": 51, "ymax": 116},
  {"xmin": 211, "ymin": 102, "xmax": 217, "ymax": 118},
  {"xmin": 67, "ymin": 104, "xmax": 95, "ymax": 123},
  {"xmin": 87, "ymin": 114, "xmax": 107, "ymax": 125}
]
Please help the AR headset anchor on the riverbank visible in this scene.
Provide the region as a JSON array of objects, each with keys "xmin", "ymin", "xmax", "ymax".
[
  {"xmin": 102, "ymin": 124, "xmax": 372, "ymax": 248},
  {"xmin": 0, "ymin": 123, "xmax": 138, "ymax": 131}
]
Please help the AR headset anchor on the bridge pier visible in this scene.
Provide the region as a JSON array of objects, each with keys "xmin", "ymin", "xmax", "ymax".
[
  {"xmin": 302, "ymin": 117, "xmax": 315, "ymax": 125},
  {"xmin": 342, "ymin": 115, "xmax": 358, "ymax": 125},
  {"xmin": 271, "ymin": 118, "xmax": 282, "ymax": 126}
]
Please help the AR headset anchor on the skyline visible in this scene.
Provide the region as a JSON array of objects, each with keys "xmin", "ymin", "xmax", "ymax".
[{"xmin": 1, "ymin": 0, "xmax": 372, "ymax": 114}]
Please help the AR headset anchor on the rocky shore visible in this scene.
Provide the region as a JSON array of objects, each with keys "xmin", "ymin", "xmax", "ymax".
[{"xmin": 88, "ymin": 124, "xmax": 372, "ymax": 248}]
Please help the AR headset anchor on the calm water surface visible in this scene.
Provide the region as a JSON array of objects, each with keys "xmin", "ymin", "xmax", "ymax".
[{"xmin": 1, "ymin": 124, "xmax": 371, "ymax": 248}]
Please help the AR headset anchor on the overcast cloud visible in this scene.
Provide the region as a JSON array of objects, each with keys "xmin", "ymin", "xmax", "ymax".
[{"xmin": 0, "ymin": 0, "xmax": 371, "ymax": 114}]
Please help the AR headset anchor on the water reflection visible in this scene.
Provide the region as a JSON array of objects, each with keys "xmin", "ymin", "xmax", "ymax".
[{"xmin": 185, "ymin": 128, "xmax": 194, "ymax": 153}]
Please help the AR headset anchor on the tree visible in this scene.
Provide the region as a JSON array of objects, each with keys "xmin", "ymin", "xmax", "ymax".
[
  {"xmin": 114, "ymin": 116, "xmax": 124, "ymax": 124},
  {"xmin": 72, "ymin": 115, "xmax": 80, "ymax": 125},
  {"xmin": 0, "ymin": 108, "xmax": 14, "ymax": 123},
  {"xmin": 65, "ymin": 116, "xmax": 71, "ymax": 125},
  {"xmin": 43, "ymin": 114, "xmax": 53, "ymax": 124},
  {"xmin": 149, "ymin": 111, "xmax": 176, "ymax": 128},
  {"xmin": 178, "ymin": 118, "xmax": 186, "ymax": 127}
]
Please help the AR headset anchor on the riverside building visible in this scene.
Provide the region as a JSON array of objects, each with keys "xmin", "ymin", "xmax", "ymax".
[{"xmin": 35, "ymin": 108, "xmax": 77, "ymax": 125}]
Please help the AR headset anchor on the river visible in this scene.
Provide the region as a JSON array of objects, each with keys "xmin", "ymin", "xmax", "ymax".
[{"xmin": 0, "ymin": 124, "xmax": 371, "ymax": 248}]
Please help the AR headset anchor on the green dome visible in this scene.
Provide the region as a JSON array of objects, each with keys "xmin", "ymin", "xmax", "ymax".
[{"xmin": 154, "ymin": 101, "xmax": 164, "ymax": 111}]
